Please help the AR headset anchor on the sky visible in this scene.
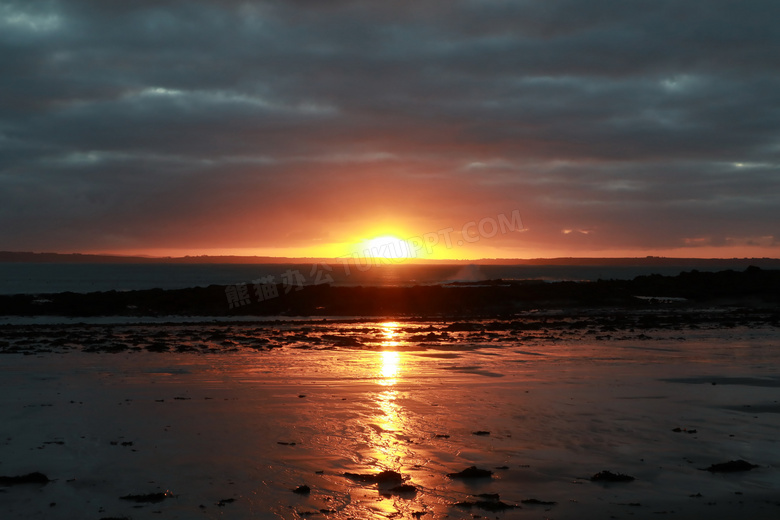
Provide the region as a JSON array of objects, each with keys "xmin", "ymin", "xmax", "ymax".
[{"xmin": 1, "ymin": 0, "xmax": 779, "ymax": 260}]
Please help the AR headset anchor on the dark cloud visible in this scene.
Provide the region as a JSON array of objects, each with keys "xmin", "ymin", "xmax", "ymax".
[{"xmin": 1, "ymin": 0, "xmax": 779, "ymax": 256}]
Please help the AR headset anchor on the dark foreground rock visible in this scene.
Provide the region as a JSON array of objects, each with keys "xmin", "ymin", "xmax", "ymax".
[
  {"xmin": 381, "ymin": 484, "xmax": 418, "ymax": 497},
  {"xmin": 119, "ymin": 491, "xmax": 173, "ymax": 503},
  {"xmin": 343, "ymin": 470, "xmax": 404, "ymax": 485},
  {"xmin": 590, "ymin": 470, "xmax": 636, "ymax": 482},
  {"xmin": 447, "ymin": 466, "xmax": 493, "ymax": 479},
  {"xmin": 292, "ymin": 485, "xmax": 311, "ymax": 495},
  {"xmin": 455, "ymin": 495, "xmax": 519, "ymax": 511},
  {"xmin": 0, "ymin": 472, "xmax": 50, "ymax": 486},
  {"xmin": 703, "ymin": 460, "xmax": 759, "ymax": 472},
  {"xmin": 522, "ymin": 498, "xmax": 557, "ymax": 505}
]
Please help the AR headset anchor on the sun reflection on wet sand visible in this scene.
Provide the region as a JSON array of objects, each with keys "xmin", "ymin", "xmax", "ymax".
[
  {"xmin": 373, "ymin": 348, "xmax": 406, "ymax": 465},
  {"xmin": 379, "ymin": 320, "xmax": 402, "ymax": 348},
  {"xmin": 379, "ymin": 350, "xmax": 400, "ymax": 384}
]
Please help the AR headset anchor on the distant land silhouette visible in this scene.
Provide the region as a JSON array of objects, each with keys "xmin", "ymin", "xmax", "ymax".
[
  {"xmin": 2, "ymin": 251, "xmax": 780, "ymax": 268},
  {"xmin": 2, "ymin": 266, "xmax": 779, "ymax": 318}
]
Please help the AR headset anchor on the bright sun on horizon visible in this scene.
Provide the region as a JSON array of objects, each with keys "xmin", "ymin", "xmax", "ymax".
[{"xmin": 358, "ymin": 235, "xmax": 415, "ymax": 260}]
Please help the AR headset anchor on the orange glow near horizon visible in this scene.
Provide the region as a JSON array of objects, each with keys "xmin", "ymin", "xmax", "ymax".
[{"xmin": 87, "ymin": 243, "xmax": 780, "ymax": 261}]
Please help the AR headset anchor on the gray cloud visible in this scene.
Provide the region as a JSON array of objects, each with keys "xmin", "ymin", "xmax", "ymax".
[{"xmin": 1, "ymin": 0, "xmax": 779, "ymax": 255}]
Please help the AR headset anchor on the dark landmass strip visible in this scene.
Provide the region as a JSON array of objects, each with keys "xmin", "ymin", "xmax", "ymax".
[
  {"xmin": 0, "ymin": 267, "xmax": 779, "ymax": 318},
  {"xmin": 3, "ymin": 250, "xmax": 780, "ymax": 267}
]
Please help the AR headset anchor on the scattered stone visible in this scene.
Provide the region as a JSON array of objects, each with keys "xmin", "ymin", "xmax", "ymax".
[
  {"xmin": 383, "ymin": 484, "xmax": 417, "ymax": 497},
  {"xmin": 590, "ymin": 471, "xmax": 635, "ymax": 482},
  {"xmin": 119, "ymin": 491, "xmax": 173, "ymax": 503},
  {"xmin": 293, "ymin": 485, "xmax": 311, "ymax": 495},
  {"xmin": 454, "ymin": 499, "xmax": 518, "ymax": 512},
  {"xmin": 447, "ymin": 466, "xmax": 493, "ymax": 479},
  {"xmin": 0, "ymin": 472, "xmax": 50, "ymax": 486},
  {"xmin": 703, "ymin": 460, "xmax": 758, "ymax": 473},
  {"xmin": 344, "ymin": 470, "xmax": 404, "ymax": 485},
  {"xmin": 522, "ymin": 498, "xmax": 557, "ymax": 505}
]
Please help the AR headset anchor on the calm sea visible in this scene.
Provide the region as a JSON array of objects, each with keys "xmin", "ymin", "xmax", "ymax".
[{"xmin": 0, "ymin": 262, "xmax": 739, "ymax": 295}]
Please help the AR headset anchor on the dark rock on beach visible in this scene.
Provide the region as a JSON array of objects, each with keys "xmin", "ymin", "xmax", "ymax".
[
  {"xmin": 119, "ymin": 491, "xmax": 173, "ymax": 503},
  {"xmin": 344, "ymin": 470, "xmax": 404, "ymax": 485},
  {"xmin": 590, "ymin": 470, "xmax": 635, "ymax": 482},
  {"xmin": 703, "ymin": 460, "xmax": 759, "ymax": 472},
  {"xmin": 292, "ymin": 485, "xmax": 311, "ymax": 495},
  {"xmin": 522, "ymin": 498, "xmax": 557, "ymax": 505},
  {"xmin": 455, "ymin": 499, "xmax": 519, "ymax": 511},
  {"xmin": 447, "ymin": 466, "xmax": 493, "ymax": 479},
  {"xmin": 0, "ymin": 472, "xmax": 50, "ymax": 486},
  {"xmin": 382, "ymin": 484, "xmax": 418, "ymax": 497}
]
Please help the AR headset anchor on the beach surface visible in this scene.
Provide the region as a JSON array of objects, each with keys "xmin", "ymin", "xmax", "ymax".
[{"xmin": 1, "ymin": 318, "xmax": 779, "ymax": 519}]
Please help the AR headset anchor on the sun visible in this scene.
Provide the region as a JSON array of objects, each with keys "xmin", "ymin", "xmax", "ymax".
[{"xmin": 359, "ymin": 235, "xmax": 412, "ymax": 260}]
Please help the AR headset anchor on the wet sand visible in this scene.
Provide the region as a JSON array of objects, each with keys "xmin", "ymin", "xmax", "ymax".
[{"xmin": 1, "ymin": 319, "xmax": 779, "ymax": 519}]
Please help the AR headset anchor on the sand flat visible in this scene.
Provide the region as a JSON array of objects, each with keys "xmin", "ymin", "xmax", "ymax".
[{"xmin": 1, "ymin": 321, "xmax": 779, "ymax": 519}]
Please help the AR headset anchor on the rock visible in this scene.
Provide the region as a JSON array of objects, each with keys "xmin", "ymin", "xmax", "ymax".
[
  {"xmin": 293, "ymin": 485, "xmax": 311, "ymax": 495},
  {"xmin": 454, "ymin": 499, "xmax": 518, "ymax": 511},
  {"xmin": 384, "ymin": 484, "xmax": 417, "ymax": 496},
  {"xmin": 590, "ymin": 470, "xmax": 635, "ymax": 482},
  {"xmin": 216, "ymin": 498, "xmax": 236, "ymax": 506},
  {"xmin": 0, "ymin": 472, "xmax": 50, "ymax": 486},
  {"xmin": 447, "ymin": 466, "xmax": 493, "ymax": 479},
  {"xmin": 522, "ymin": 498, "xmax": 557, "ymax": 505},
  {"xmin": 119, "ymin": 491, "xmax": 173, "ymax": 503},
  {"xmin": 472, "ymin": 430, "xmax": 491, "ymax": 436},
  {"xmin": 343, "ymin": 470, "xmax": 404, "ymax": 485},
  {"xmin": 703, "ymin": 460, "xmax": 758, "ymax": 472}
]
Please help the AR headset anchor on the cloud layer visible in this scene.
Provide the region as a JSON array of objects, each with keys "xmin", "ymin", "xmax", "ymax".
[{"xmin": 2, "ymin": 0, "xmax": 779, "ymax": 257}]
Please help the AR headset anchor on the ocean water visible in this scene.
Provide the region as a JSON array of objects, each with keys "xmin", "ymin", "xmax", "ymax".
[{"xmin": 0, "ymin": 261, "xmax": 750, "ymax": 295}]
